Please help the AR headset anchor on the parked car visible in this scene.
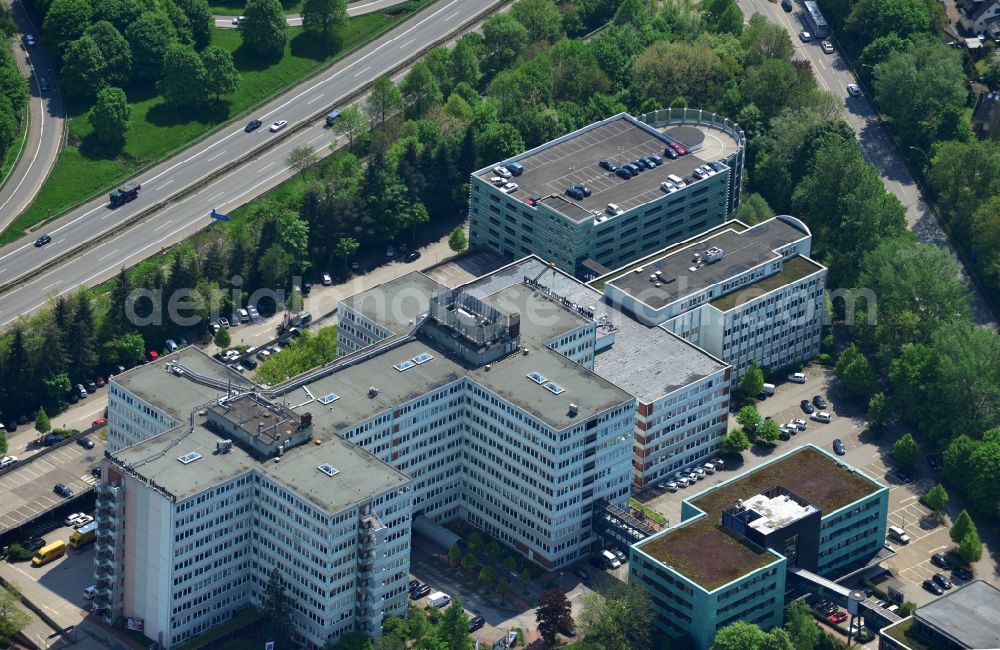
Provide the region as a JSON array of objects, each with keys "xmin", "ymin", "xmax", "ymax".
[
  {"xmin": 95, "ymin": 376, "xmax": 106, "ymax": 388},
  {"xmin": 75, "ymin": 384, "xmax": 88, "ymax": 398},
  {"xmin": 91, "ymin": 467, "xmax": 102, "ymax": 478},
  {"xmin": 658, "ymin": 481, "xmax": 679, "ymax": 492},
  {"xmin": 54, "ymin": 483, "xmax": 74, "ymax": 498},
  {"xmin": 404, "ymin": 251, "xmax": 421, "ymax": 263},
  {"xmin": 953, "ymin": 566, "xmax": 973, "ymax": 581},
  {"xmin": 23, "ymin": 537, "xmax": 46, "ymax": 552},
  {"xmin": 787, "ymin": 372, "xmax": 806, "ymax": 383},
  {"xmin": 269, "ymin": 120, "xmax": 288, "ymax": 132},
  {"xmin": 3, "ymin": 421, "xmax": 15, "ymax": 432},
  {"xmin": 821, "ymin": 41, "xmax": 834, "ymax": 53},
  {"xmin": 77, "ymin": 437, "xmax": 95, "ymax": 449},
  {"xmin": 502, "ymin": 182, "xmax": 518, "ymax": 193},
  {"xmin": 572, "ymin": 567, "xmax": 591, "ymax": 581},
  {"xmin": 408, "ymin": 579, "xmax": 421, "ymax": 591},
  {"xmin": 613, "ymin": 548, "xmax": 627, "ymax": 564},
  {"xmin": 321, "ymin": 272, "xmax": 333, "ymax": 286},
  {"xmin": 85, "ymin": 379, "xmax": 97, "ymax": 393},
  {"xmin": 923, "ymin": 579, "xmax": 944, "ymax": 595},
  {"xmin": 812, "ymin": 395, "xmax": 827, "ymax": 409},
  {"xmin": 409, "ymin": 584, "xmax": 431, "ymax": 599},
  {"xmin": 847, "ymin": 84, "xmax": 863, "ymax": 97},
  {"xmin": 0, "ymin": 456, "xmax": 17, "ymax": 469},
  {"xmin": 826, "ymin": 611, "xmax": 847, "ymax": 624},
  {"xmin": 932, "ymin": 573, "xmax": 953, "ymax": 589},
  {"xmin": 219, "ymin": 317, "xmax": 230, "ymax": 329},
  {"xmin": 833, "ymin": 439, "xmax": 846, "ymax": 455},
  {"xmin": 468, "ymin": 616, "xmax": 485, "ymax": 633},
  {"xmin": 792, "ymin": 419, "xmax": 807, "ymax": 431},
  {"xmin": 931, "ymin": 553, "xmax": 951, "ymax": 569}
]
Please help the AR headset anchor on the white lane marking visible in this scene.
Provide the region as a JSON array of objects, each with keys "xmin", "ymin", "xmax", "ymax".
[
  {"xmin": 445, "ymin": 10, "xmax": 460, "ymax": 20},
  {"xmin": 354, "ymin": 65, "xmax": 372, "ymax": 77},
  {"xmin": 153, "ymin": 219, "xmax": 173, "ymax": 232},
  {"xmin": 42, "ymin": 281, "xmax": 60, "ymax": 291},
  {"xmin": 97, "ymin": 249, "xmax": 119, "ymax": 261},
  {"xmin": 155, "ymin": 180, "xmax": 174, "ymax": 190},
  {"xmin": 400, "ymin": 38, "xmax": 416, "ymax": 48},
  {"xmin": 206, "ymin": 191, "xmax": 225, "ymax": 202},
  {"xmin": 306, "ymin": 94, "xmax": 325, "ymax": 105},
  {"xmin": 308, "ymin": 134, "xmax": 326, "ymax": 144},
  {"xmin": 55, "ymin": 239, "xmax": 65, "ymax": 245},
  {"xmin": 259, "ymin": 162, "xmax": 275, "ymax": 171},
  {"xmin": 206, "ymin": 150, "xmax": 227, "ymax": 163}
]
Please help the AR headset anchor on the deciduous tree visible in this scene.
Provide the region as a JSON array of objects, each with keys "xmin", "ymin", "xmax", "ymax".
[
  {"xmin": 42, "ymin": 0, "xmax": 93, "ymax": 60},
  {"xmin": 84, "ymin": 21, "xmax": 132, "ymax": 86},
  {"xmin": 537, "ymin": 588, "xmax": 574, "ymax": 647},
  {"xmin": 757, "ymin": 419, "xmax": 781, "ymax": 442},
  {"xmin": 366, "ymin": 76, "xmax": 404, "ymax": 127},
  {"xmin": 126, "ymin": 12, "xmax": 177, "ymax": 82},
  {"xmin": 448, "ymin": 227, "xmax": 467, "ymax": 253},
  {"xmin": 159, "ymin": 42, "xmax": 207, "ymax": 107},
  {"xmin": 89, "ymin": 86, "xmax": 131, "ymax": 146},
  {"xmin": 510, "ymin": 0, "xmax": 563, "ymax": 43},
  {"xmin": 286, "ymin": 145, "xmax": 320, "ymax": 176},
  {"xmin": 736, "ymin": 405, "xmax": 761, "ymax": 435},
  {"xmin": 335, "ymin": 105, "xmax": 369, "ymax": 149},
  {"xmin": 202, "ymin": 46, "xmax": 239, "ymax": 100},
  {"xmin": 722, "ymin": 428, "xmax": 750, "ymax": 455},
  {"xmin": 62, "ymin": 36, "xmax": 108, "ymax": 98},
  {"xmin": 950, "ymin": 509, "xmax": 976, "ymax": 544},
  {"xmin": 892, "ymin": 433, "xmax": 920, "ymax": 469},
  {"xmin": 741, "ymin": 360, "xmax": 765, "ymax": 399},
  {"xmin": 784, "ymin": 600, "xmax": 821, "ymax": 650},
  {"xmin": 959, "ymin": 529, "xmax": 983, "ymax": 564},
  {"xmin": 923, "ymin": 484, "xmax": 948, "ymax": 516},
  {"xmin": 240, "ymin": 0, "xmax": 288, "ymax": 58},
  {"xmin": 303, "ymin": 0, "xmax": 347, "ymax": 40}
]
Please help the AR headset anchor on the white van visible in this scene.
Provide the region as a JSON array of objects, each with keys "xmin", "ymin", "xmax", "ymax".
[
  {"xmin": 888, "ymin": 525, "xmax": 910, "ymax": 544},
  {"xmin": 84, "ymin": 585, "xmax": 97, "ymax": 600},
  {"xmin": 601, "ymin": 550, "xmax": 621, "ymax": 569},
  {"xmin": 811, "ymin": 411, "xmax": 831, "ymax": 423},
  {"xmin": 666, "ymin": 174, "xmax": 686, "ymax": 187},
  {"xmin": 762, "ymin": 383, "xmax": 775, "ymax": 396},
  {"xmin": 703, "ymin": 463, "xmax": 716, "ymax": 474},
  {"xmin": 426, "ymin": 591, "xmax": 451, "ymax": 608}
]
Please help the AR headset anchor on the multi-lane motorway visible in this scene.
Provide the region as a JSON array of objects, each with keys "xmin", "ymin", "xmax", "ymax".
[
  {"xmin": 736, "ymin": 0, "xmax": 997, "ymax": 331},
  {"xmin": 0, "ymin": 0, "xmax": 500, "ymax": 327}
]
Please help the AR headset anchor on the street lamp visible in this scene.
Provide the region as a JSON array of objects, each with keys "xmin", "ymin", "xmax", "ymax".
[{"xmin": 909, "ymin": 146, "xmax": 929, "ymax": 158}]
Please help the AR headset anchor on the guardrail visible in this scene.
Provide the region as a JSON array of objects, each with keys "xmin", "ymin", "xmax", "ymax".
[{"xmin": 0, "ymin": 422, "xmax": 102, "ymax": 478}]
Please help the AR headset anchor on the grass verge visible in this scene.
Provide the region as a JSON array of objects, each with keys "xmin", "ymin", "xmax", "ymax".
[
  {"xmin": 629, "ymin": 498, "xmax": 667, "ymax": 525},
  {"xmin": 1, "ymin": 0, "xmax": 430, "ymax": 245}
]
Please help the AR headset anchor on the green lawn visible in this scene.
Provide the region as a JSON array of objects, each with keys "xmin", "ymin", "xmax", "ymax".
[
  {"xmin": 1, "ymin": 2, "xmax": 429, "ymax": 245},
  {"xmin": 209, "ymin": 0, "xmax": 306, "ymax": 15}
]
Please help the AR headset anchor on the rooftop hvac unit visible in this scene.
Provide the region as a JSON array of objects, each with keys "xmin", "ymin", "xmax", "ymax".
[
  {"xmin": 216, "ymin": 439, "xmax": 233, "ymax": 454},
  {"xmin": 368, "ymin": 386, "xmax": 379, "ymax": 397},
  {"xmin": 703, "ymin": 247, "xmax": 724, "ymax": 263},
  {"xmin": 649, "ymin": 274, "xmax": 657, "ymax": 282},
  {"xmin": 568, "ymin": 403, "xmax": 579, "ymax": 417}
]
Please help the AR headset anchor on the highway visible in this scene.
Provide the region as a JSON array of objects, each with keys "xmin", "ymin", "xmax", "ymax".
[
  {"xmin": 736, "ymin": 0, "xmax": 997, "ymax": 331},
  {"xmin": 212, "ymin": 0, "xmax": 411, "ymax": 28},
  {"xmin": 0, "ymin": 0, "xmax": 65, "ymax": 232},
  {"xmin": 0, "ymin": 0, "xmax": 500, "ymax": 327}
]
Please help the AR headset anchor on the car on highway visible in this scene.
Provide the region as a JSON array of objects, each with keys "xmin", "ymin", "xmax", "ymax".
[
  {"xmin": 0, "ymin": 456, "xmax": 18, "ymax": 469},
  {"xmin": 77, "ymin": 437, "xmax": 95, "ymax": 449},
  {"xmin": 933, "ymin": 573, "xmax": 952, "ymax": 590},
  {"xmin": 39, "ymin": 77, "xmax": 49, "ymax": 92},
  {"xmin": 232, "ymin": 15, "xmax": 245, "ymax": 25},
  {"xmin": 321, "ymin": 272, "xmax": 333, "ymax": 286},
  {"xmin": 812, "ymin": 395, "xmax": 827, "ymax": 409},
  {"xmin": 25, "ymin": 34, "xmax": 36, "ymax": 46},
  {"xmin": 847, "ymin": 84, "xmax": 863, "ymax": 97},
  {"xmin": 800, "ymin": 399, "xmax": 814, "ymax": 414},
  {"xmin": 931, "ymin": 553, "xmax": 951, "ymax": 569},
  {"xmin": 245, "ymin": 118, "xmax": 262, "ymax": 132},
  {"xmin": 821, "ymin": 41, "xmax": 834, "ymax": 54},
  {"xmin": 269, "ymin": 120, "xmax": 288, "ymax": 132},
  {"xmin": 54, "ymin": 483, "xmax": 74, "ymax": 498},
  {"xmin": 799, "ymin": 31, "xmax": 812, "ymax": 42},
  {"xmin": 832, "ymin": 439, "xmax": 846, "ymax": 455},
  {"xmin": 34, "ymin": 234, "xmax": 51, "ymax": 247},
  {"xmin": 923, "ymin": 579, "xmax": 944, "ymax": 595}
]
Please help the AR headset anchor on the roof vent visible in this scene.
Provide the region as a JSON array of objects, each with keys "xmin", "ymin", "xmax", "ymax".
[
  {"xmin": 368, "ymin": 386, "xmax": 379, "ymax": 397},
  {"xmin": 216, "ymin": 439, "xmax": 232, "ymax": 454},
  {"xmin": 568, "ymin": 403, "xmax": 579, "ymax": 417},
  {"xmin": 485, "ymin": 364, "xmax": 492, "ymax": 371}
]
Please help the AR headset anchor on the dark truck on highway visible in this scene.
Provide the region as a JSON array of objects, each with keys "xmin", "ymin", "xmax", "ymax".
[{"xmin": 109, "ymin": 182, "xmax": 141, "ymax": 207}]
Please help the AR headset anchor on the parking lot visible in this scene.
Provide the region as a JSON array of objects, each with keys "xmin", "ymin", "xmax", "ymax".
[{"xmin": 0, "ymin": 438, "xmax": 104, "ymax": 535}]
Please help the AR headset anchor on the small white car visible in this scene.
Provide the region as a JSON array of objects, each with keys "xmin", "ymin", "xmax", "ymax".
[
  {"xmin": 64, "ymin": 512, "xmax": 87, "ymax": 527},
  {"xmin": 493, "ymin": 166, "xmax": 511, "ymax": 179},
  {"xmin": 269, "ymin": 120, "xmax": 288, "ymax": 132},
  {"xmin": 74, "ymin": 515, "xmax": 95, "ymax": 528},
  {"xmin": 792, "ymin": 418, "xmax": 807, "ymax": 431},
  {"xmin": 232, "ymin": 16, "xmax": 245, "ymax": 26},
  {"xmin": 847, "ymin": 84, "xmax": 863, "ymax": 97},
  {"xmin": 502, "ymin": 182, "xmax": 518, "ymax": 193},
  {"xmin": 799, "ymin": 31, "xmax": 812, "ymax": 42},
  {"xmin": 321, "ymin": 272, "xmax": 333, "ymax": 286},
  {"xmin": 0, "ymin": 456, "xmax": 17, "ymax": 469},
  {"xmin": 787, "ymin": 372, "xmax": 806, "ymax": 383},
  {"xmin": 657, "ymin": 481, "xmax": 679, "ymax": 492},
  {"xmin": 821, "ymin": 41, "xmax": 834, "ymax": 54},
  {"xmin": 24, "ymin": 34, "xmax": 36, "ymax": 46}
]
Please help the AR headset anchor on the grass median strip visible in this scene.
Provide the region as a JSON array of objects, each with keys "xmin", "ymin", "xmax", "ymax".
[{"xmin": 0, "ymin": 0, "xmax": 431, "ymax": 246}]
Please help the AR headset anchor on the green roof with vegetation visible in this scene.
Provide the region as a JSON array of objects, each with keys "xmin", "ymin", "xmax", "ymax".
[
  {"xmin": 883, "ymin": 618, "xmax": 933, "ymax": 650},
  {"xmin": 710, "ymin": 256, "xmax": 824, "ymax": 311},
  {"xmin": 637, "ymin": 446, "xmax": 883, "ymax": 591}
]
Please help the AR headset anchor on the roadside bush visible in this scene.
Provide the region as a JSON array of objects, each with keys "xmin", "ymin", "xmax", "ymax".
[{"xmin": 5, "ymin": 544, "xmax": 31, "ymax": 562}]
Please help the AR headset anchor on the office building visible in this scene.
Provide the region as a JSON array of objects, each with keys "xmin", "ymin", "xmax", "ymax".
[
  {"xmin": 630, "ymin": 445, "xmax": 888, "ymax": 650},
  {"xmin": 97, "ymin": 361, "xmax": 412, "ymax": 649},
  {"xmin": 598, "ymin": 216, "xmax": 826, "ymax": 384},
  {"xmin": 339, "ymin": 257, "xmax": 731, "ymax": 489},
  {"xmin": 880, "ymin": 580, "xmax": 1000, "ymax": 650},
  {"xmin": 468, "ymin": 111, "xmax": 745, "ymax": 279}
]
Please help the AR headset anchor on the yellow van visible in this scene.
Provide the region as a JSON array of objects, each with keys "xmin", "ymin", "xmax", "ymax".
[{"xmin": 31, "ymin": 540, "xmax": 66, "ymax": 567}]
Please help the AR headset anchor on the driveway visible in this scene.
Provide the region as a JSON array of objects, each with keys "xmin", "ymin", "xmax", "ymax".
[
  {"xmin": 0, "ymin": 0, "xmax": 65, "ymax": 231},
  {"xmin": 213, "ymin": 0, "xmax": 416, "ymax": 28}
]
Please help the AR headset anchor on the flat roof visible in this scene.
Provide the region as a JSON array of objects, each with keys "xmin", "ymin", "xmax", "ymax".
[
  {"xmin": 744, "ymin": 492, "xmax": 818, "ymax": 535},
  {"xmin": 637, "ymin": 445, "xmax": 884, "ymax": 590},
  {"xmin": 477, "ymin": 114, "xmax": 718, "ymax": 223},
  {"xmin": 914, "ymin": 580, "xmax": 1000, "ymax": 649},
  {"xmin": 481, "ymin": 282, "xmax": 592, "ymax": 345},
  {"xmin": 112, "ymin": 416, "xmax": 408, "ymax": 513},
  {"xmin": 112, "ymin": 347, "xmax": 252, "ymax": 421},
  {"xmin": 465, "ymin": 257, "xmax": 729, "ymax": 402},
  {"xmin": 340, "ymin": 272, "xmax": 447, "ymax": 333},
  {"xmin": 606, "ymin": 218, "xmax": 810, "ymax": 309},
  {"xmin": 710, "ymin": 256, "xmax": 824, "ymax": 312}
]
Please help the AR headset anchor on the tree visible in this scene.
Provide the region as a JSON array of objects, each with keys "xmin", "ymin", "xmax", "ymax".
[
  {"xmin": 408, "ymin": 607, "xmax": 431, "ymax": 641},
  {"xmin": 366, "ymin": 76, "xmax": 404, "ymax": 127},
  {"xmin": 722, "ymin": 428, "xmax": 750, "ymax": 455},
  {"xmin": 923, "ymin": 484, "xmax": 949, "ymax": 516},
  {"xmin": 712, "ymin": 621, "xmax": 767, "ymax": 650},
  {"xmin": 741, "ymin": 360, "xmax": 765, "ymax": 399},
  {"xmin": 335, "ymin": 105, "xmax": 369, "ymax": 149},
  {"xmin": 834, "ymin": 344, "xmax": 876, "ymax": 399},
  {"xmin": 737, "ymin": 192, "xmax": 774, "ymax": 225},
  {"xmin": 0, "ymin": 583, "xmax": 30, "ymax": 646},
  {"xmin": 126, "ymin": 12, "xmax": 177, "ymax": 82},
  {"xmin": 159, "ymin": 42, "xmax": 207, "ymax": 107},
  {"xmin": 261, "ymin": 568, "xmax": 293, "ymax": 648},
  {"xmin": 958, "ymin": 529, "xmax": 983, "ymax": 564},
  {"xmin": 333, "ymin": 237, "xmax": 360, "ymax": 275},
  {"xmin": 478, "ymin": 565, "xmax": 496, "ymax": 586},
  {"xmin": 537, "ymin": 588, "xmax": 573, "ymax": 647},
  {"xmin": 89, "ymin": 86, "xmax": 131, "ymax": 146},
  {"xmin": 892, "ymin": 433, "xmax": 920, "ymax": 469},
  {"xmin": 844, "ymin": 0, "xmax": 931, "ymax": 47},
  {"xmin": 448, "ymin": 227, "xmax": 467, "ymax": 253},
  {"xmin": 34, "ymin": 407, "xmax": 51, "ymax": 437},
  {"xmin": 240, "ymin": 0, "xmax": 288, "ymax": 58},
  {"xmin": 303, "ymin": 0, "xmax": 348, "ymax": 40},
  {"xmin": 482, "ymin": 13, "xmax": 529, "ymax": 77},
  {"xmin": 287, "ymin": 146, "xmax": 319, "ymax": 176},
  {"xmin": 468, "ymin": 531, "xmax": 483, "ymax": 553},
  {"xmin": 439, "ymin": 596, "xmax": 472, "ymax": 650},
  {"xmin": 174, "ymin": 0, "xmax": 214, "ymax": 49},
  {"xmin": 785, "ymin": 600, "xmax": 821, "ymax": 650},
  {"xmin": 510, "ymin": 0, "xmax": 563, "ymax": 43},
  {"xmin": 42, "ymin": 0, "xmax": 93, "ymax": 59},
  {"xmin": 214, "ymin": 326, "xmax": 231, "ymax": 348},
  {"xmin": 448, "ymin": 542, "xmax": 461, "ymax": 567},
  {"xmin": 736, "ymin": 405, "xmax": 761, "ymax": 435},
  {"xmin": 62, "ymin": 36, "xmax": 108, "ymax": 98},
  {"xmin": 757, "ymin": 419, "xmax": 781, "ymax": 442},
  {"xmin": 402, "ymin": 62, "xmax": 443, "ymax": 117},
  {"xmin": 84, "ymin": 21, "xmax": 132, "ymax": 86},
  {"xmin": 950, "ymin": 509, "xmax": 976, "ymax": 544},
  {"xmin": 497, "ymin": 577, "xmax": 511, "ymax": 602},
  {"xmin": 484, "ymin": 539, "xmax": 502, "ymax": 560},
  {"xmin": 201, "ymin": 46, "xmax": 239, "ymax": 100},
  {"xmin": 578, "ymin": 583, "xmax": 652, "ymax": 650},
  {"xmin": 461, "ymin": 553, "xmax": 477, "ymax": 575},
  {"xmin": 868, "ymin": 392, "xmax": 889, "ymax": 429}
]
